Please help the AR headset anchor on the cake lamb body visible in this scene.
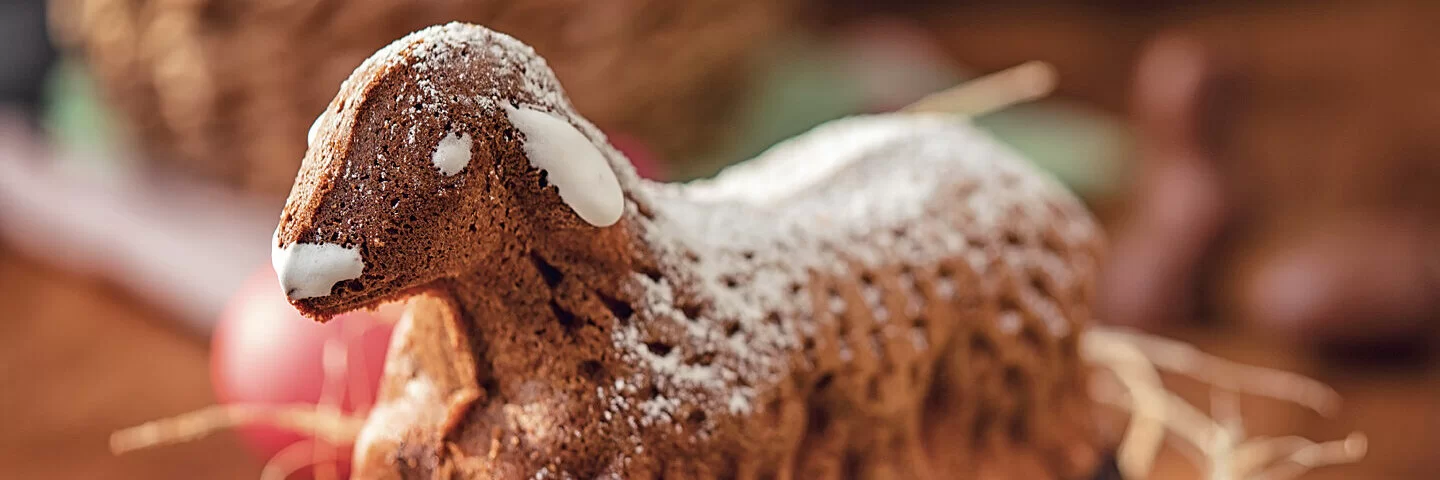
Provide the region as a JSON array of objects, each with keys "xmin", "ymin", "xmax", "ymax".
[{"xmin": 273, "ymin": 23, "xmax": 1109, "ymax": 479}]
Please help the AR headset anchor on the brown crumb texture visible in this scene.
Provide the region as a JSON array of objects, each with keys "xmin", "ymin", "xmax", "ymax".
[{"xmin": 275, "ymin": 24, "xmax": 1109, "ymax": 480}]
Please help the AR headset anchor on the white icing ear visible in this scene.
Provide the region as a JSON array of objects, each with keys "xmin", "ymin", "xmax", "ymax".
[
  {"xmin": 432, "ymin": 131, "xmax": 473, "ymax": 176},
  {"xmin": 503, "ymin": 104, "xmax": 624, "ymax": 227},
  {"xmin": 272, "ymin": 232, "xmax": 366, "ymax": 300},
  {"xmin": 307, "ymin": 112, "xmax": 325, "ymax": 146}
]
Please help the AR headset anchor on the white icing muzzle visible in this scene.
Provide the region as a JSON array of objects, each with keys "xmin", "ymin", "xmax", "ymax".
[{"xmin": 272, "ymin": 235, "xmax": 366, "ymax": 300}]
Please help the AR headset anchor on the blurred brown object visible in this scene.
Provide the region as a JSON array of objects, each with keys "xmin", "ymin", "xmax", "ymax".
[
  {"xmin": 1100, "ymin": 2, "xmax": 1440, "ymax": 346},
  {"xmin": 49, "ymin": 0, "xmax": 793, "ymax": 196},
  {"xmin": 829, "ymin": 1, "xmax": 1440, "ymax": 346},
  {"xmin": 0, "ymin": 245, "xmax": 260, "ymax": 479}
]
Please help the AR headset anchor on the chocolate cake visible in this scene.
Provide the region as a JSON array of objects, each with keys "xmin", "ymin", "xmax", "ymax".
[{"xmin": 273, "ymin": 23, "xmax": 1109, "ymax": 479}]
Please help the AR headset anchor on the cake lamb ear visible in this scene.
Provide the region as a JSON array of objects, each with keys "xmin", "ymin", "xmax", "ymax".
[{"xmin": 271, "ymin": 22, "xmax": 632, "ymax": 319}]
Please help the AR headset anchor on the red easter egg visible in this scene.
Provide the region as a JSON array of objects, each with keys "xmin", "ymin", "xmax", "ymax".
[{"xmin": 211, "ymin": 266, "xmax": 395, "ymax": 478}]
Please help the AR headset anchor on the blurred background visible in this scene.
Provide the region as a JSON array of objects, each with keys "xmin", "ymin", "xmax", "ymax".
[{"xmin": 1, "ymin": 0, "xmax": 1436, "ymax": 478}]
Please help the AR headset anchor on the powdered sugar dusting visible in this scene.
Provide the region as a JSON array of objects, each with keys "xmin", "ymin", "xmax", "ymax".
[
  {"xmin": 682, "ymin": 116, "xmax": 948, "ymax": 206},
  {"xmin": 609, "ymin": 113, "xmax": 1087, "ymax": 435},
  {"xmin": 382, "ymin": 23, "xmax": 642, "ymax": 190}
]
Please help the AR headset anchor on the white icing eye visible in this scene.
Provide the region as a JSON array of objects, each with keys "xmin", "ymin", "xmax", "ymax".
[
  {"xmin": 503, "ymin": 104, "xmax": 624, "ymax": 227},
  {"xmin": 432, "ymin": 131, "xmax": 473, "ymax": 176},
  {"xmin": 272, "ymin": 234, "xmax": 365, "ymax": 300}
]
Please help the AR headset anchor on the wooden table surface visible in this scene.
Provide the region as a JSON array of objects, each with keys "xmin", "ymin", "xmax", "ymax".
[
  {"xmin": 0, "ymin": 244, "xmax": 1434, "ymax": 479},
  {"xmin": 0, "ymin": 247, "xmax": 260, "ymax": 479}
]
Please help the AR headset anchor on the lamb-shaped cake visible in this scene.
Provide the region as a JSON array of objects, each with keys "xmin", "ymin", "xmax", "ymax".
[{"xmin": 273, "ymin": 23, "xmax": 1108, "ymax": 479}]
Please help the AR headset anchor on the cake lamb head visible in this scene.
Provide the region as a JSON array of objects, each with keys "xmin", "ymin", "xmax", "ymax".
[
  {"xmin": 273, "ymin": 22, "xmax": 1110, "ymax": 480},
  {"xmin": 274, "ymin": 24, "xmax": 638, "ymax": 319}
]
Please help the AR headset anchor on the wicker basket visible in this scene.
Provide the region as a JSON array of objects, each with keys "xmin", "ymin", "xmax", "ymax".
[{"xmin": 50, "ymin": 0, "xmax": 793, "ymax": 195}]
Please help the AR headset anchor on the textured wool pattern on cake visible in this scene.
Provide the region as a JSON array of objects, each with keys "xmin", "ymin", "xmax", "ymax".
[{"xmin": 275, "ymin": 23, "xmax": 1109, "ymax": 480}]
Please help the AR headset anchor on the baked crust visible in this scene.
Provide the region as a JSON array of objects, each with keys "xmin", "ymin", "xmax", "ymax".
[{"xmin": 275, "ymin": 23, "xmax": 1108, "ymax": 480}]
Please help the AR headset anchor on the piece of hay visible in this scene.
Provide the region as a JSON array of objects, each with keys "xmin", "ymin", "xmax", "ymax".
[
  {"xmin": 258, "ymin": 439, "xmax": 342, "ymax": 480},
  {"xmin": 1083, "ymin": 327, "xmax": 1367, "ymax": 480},
  {"xmin": 111, "ymin": 335, "xmax": 369, "ymax": 476},
  {"xmin": 902, "ymin": 60, "xmax": 1058, "ymax": 116},
  {"xmin": 109, "ymin": 403, "xmax": 364, "ymax": 455}
]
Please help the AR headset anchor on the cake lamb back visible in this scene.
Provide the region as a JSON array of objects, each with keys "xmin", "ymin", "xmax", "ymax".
[{"xmin": 273, "ymin": 23, "xmax": 1108, "ymax": 480}]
